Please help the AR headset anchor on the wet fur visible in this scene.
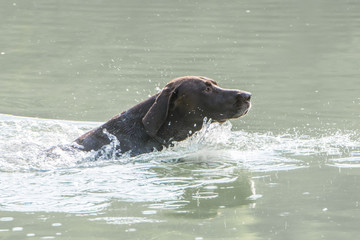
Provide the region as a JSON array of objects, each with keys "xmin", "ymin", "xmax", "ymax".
[{"xmin": 74, "ymin": 76, "xmax": 251, "ymax": 156}]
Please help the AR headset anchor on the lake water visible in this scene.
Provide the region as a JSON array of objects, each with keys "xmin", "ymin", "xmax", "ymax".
[{"xmin": 0, "ymin": 0, "xmax": 359, "ymax": 239}]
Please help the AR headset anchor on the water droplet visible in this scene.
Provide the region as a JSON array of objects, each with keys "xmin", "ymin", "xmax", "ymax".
[{"xmin": 12, "ymin": 227, "xmax": 23, "ymax": 232}]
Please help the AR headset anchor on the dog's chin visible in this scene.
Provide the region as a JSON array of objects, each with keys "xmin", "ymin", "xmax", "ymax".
[
  {"xmin": 216, "ymin": 109, "xmax": 250, "ymax": 123},
  {"xmin": 208, "ymin": 102, "xmax": 251, "ymax": 123},
  {"xmin": 232, "ymin": 101, "xmax": 251, "ymax": 118},
  {"xmin": 233, "ymin": 104, "xmax": 251, "ymax": 119}
]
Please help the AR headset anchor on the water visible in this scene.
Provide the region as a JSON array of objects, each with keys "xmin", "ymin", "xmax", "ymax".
[{"xmin": 1, "ymin": 0, "xmax": 359, "ymax": 239}]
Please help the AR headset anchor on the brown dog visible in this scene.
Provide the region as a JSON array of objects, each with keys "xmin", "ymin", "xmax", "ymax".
[{"xmin": 74, "ymin": 76, "xmax": 251, "ymax": 156}]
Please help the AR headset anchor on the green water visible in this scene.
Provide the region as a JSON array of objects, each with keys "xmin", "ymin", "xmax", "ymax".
[{"xmin": 0, "ymin": 0, "xmax": 359, "ymax": 239}]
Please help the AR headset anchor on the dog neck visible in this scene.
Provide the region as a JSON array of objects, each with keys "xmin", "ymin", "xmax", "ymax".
[{"xmin": 156, "ymin": 112, "xmax": 204, "ymax": 143}]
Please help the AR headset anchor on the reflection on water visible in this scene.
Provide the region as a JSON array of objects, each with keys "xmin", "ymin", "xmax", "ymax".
[
  {"xmin": 1, "ymin": 115, "xmax": 358, "ymax": 238},
  {"xmin": 0, "ymin": 114, "xmax": 359, "ymax": 214}
]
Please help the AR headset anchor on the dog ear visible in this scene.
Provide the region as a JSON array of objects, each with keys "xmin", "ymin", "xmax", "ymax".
[{"xmin": 142, "ymin": 83, "xmax": 179, "ymax": 137}]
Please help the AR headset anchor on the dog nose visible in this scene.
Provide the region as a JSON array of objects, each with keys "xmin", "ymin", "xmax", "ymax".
[{"xmin": 239, "ymin": 92, "xmax": 251, "ymax": 101}]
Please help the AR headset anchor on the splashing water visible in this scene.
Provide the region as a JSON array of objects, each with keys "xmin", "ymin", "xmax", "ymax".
[{"xmin": 0, "ymin": 114, "xmax": 359, "ymax": 213}]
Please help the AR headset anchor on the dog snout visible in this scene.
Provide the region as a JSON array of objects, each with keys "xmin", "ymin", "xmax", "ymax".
[{"xmin": 238, "ymin": 92, "xmax": 251, "ymax": 101}]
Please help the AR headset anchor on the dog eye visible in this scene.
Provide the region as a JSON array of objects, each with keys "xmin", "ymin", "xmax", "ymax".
[{"xmin": 204, "ymin": 86, "xmax": 212, "ymax": 92}]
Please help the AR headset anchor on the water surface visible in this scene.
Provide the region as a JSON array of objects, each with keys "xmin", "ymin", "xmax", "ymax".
[{"xmin": 1, "ymin": 0, "xmax": 359, "ymax": 239}]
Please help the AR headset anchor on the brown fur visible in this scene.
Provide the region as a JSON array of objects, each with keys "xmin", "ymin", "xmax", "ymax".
[{"xmin": 74, "ymin": 76, "xmax": 251, "ymax": 156}]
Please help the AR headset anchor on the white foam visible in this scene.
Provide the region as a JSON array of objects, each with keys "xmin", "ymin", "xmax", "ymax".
[{"xmin": 0, "ymin": 114, "xmax": 359, "ymax": 213}]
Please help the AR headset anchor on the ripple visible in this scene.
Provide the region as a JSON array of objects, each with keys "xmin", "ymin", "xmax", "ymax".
[
  {"xmin": 0, "ymin": 114, "xmax": 359, "ymax": 213},
  {"xmin": 89, "ymin": 217, "xmax": 165, "ymax": 225},
  {"xmin": 0, "ymin": 217, "xmax": 14, "ymax": 222},
  {"xmin": 327, "ymin": 157, "xmax": 360, "ymax": 168}
]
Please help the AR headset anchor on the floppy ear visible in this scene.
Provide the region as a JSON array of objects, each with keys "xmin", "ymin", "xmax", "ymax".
[{"xmin": 142, "ymin": 84, "xmax": 177, "ymax": 137}]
